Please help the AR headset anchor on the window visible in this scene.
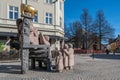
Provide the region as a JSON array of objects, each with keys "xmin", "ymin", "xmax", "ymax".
[
  {"xmin": 60, "ymin": 1, "xmax": 62, "ymax": 10},
  {"xmin": 60, "ymin": 17, "xmax": 62, "ymax": 27},
  {"xmin": 33, "ymin": 12, "xmax": 38, "ymax": 22},
  {"xmin": 45, "ymin": 12, "xmax": 52, "ymax": 25},
  {"xmin": 9, "ymin": 6, "xmax": 19, "ymax": 20},
  {"xmin": 45, "ymin": 0, "xmax": 53, "ymax": 4}
]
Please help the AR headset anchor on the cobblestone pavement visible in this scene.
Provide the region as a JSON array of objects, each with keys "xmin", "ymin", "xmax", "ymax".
[{"xmin": 0, "ymin": 54, "xmax": 120, "ymax": 80}]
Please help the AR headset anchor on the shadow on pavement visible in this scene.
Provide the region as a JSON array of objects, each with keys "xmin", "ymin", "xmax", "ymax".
[
  {"xmin": 0, "ymin": 65, "xmax": 21, "ymax": 74},
  {"xmin": 0, "ymin": 64, "xmax": 55, "ymax": 74},
  {"xmin": 90, "ymin": 54, "xmax": 120, "ymax": 60}
]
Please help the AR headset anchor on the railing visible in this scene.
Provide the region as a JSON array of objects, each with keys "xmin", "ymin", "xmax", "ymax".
[{"xmin": 74, "ymin": 48, "xmax": 106, "ymax": 54}]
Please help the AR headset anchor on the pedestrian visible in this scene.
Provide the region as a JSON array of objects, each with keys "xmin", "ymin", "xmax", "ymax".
[{"xmin": 106, "ymin": 44, "xmax": 111, "ymax": 55}]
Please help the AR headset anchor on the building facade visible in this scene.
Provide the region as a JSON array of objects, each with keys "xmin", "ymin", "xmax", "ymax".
[{"xmin": 0, "ymin": 0, "xmax": 65, "ymax": 50}]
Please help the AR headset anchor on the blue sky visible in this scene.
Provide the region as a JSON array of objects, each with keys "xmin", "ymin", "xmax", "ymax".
[{"xmin": 64, "ymin": 0, "xmax": 120, "ymax": 38}]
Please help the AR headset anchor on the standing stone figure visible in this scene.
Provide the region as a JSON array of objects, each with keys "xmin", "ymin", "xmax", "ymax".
[
  {"xmin": 55, "ymin": 48, "xmax": 64, "ymax": 72},
  {"xmin": 68, "ymin": 43, "xmax": 74, "ymax": 70},
  {"xmin": 63, "ymin": 44, "xmax": 69, "ymax": 70}
]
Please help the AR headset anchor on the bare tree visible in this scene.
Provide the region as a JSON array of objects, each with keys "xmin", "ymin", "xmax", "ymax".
[
  {"xmin": 93, "ymin": 10, "xmax": 115, "ymax": 49},
  {"xmin": 65, "ymin": 9, "xmax": 115, "ymax": 49},
  {"xmin": 64, "ymin": 23, "xmax": 71, "ymax": 38},
  {"xmin": 80, "ymin": 8, "xmax": 92, "ymax": 49},
  {"xmin": 68, "ymin": 21, "xmax": 83, "ymax": 48}
]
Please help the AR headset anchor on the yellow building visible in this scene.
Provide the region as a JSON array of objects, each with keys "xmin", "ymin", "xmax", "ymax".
[{"xmin": 109, "ymin": 35, "xmax": 120, "ymax": 53}]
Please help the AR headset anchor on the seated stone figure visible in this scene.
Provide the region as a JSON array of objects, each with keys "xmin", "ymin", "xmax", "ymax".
[
  {"xmin": 16, "ymin": 18, "xmax": 51, "ymax": 69},
  {"xmin": 29, "ymin": 23, "xmax": 39, "ymax": 45},
  {"xmin": 29, "ymin": 22, "xmax": 50, "ymax": 46},
  {"xmin": 16, "ymin": 18, "xmax": 50, "ymax": 46},
  {"xmin": 39, "ymin": 32, "xmax": 50, "ymax": 46}
]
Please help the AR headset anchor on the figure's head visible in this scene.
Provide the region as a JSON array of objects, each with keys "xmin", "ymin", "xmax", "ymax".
[
  {"xmin": 64, "ymin": 44, "xmax": 68, "ymax": 49},
  {"xmin": 44, "ymin": 36, "xmax": 50, "ymax": 41},
  {"xmin": 68, "ymin": 43, "xmax": 73, "ymax": 48}
]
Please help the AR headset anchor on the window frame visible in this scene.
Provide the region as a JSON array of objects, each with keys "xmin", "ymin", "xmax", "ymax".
[
  {"xmin": 8, "ymin": 5, "xmax": 19, "ymax": 20},
  {"xmin": 45, "ymin": 12, "xmax": 53, "ymax": 25},
  {"xmin": 45, "ymin": 0, "xmax": 53, "ymax": 4},
  {"xmin": 33, "ymin": 12, "xmax": 38, "ymax": 23}
]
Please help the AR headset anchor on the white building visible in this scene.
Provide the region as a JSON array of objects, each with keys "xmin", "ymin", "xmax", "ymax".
[{"xmin": 0, "ymin": 0, "xmax": 65, "ymax": 50}]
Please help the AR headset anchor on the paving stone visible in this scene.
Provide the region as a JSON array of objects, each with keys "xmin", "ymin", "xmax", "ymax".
[{"xmin": 0, "ymin": 54, "xmax": 120, "ymax": 80}]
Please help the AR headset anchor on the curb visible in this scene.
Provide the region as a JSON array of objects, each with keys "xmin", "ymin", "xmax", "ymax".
[{"xmin": 0, "ymin": 60, "xmax": 21, "ymax": 63}]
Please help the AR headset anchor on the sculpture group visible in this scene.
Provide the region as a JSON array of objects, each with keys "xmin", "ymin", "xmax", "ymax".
[
  {"xmin": 16, "ymin": 4, "xmax": 74, "ymax": 73},
  {"xmin": 17, "ymin": 17, "xmax": 74, "ymax": 72},
  {"xmin": 55, "ymin": 43, "xmax": 74, "ymax": 72}
]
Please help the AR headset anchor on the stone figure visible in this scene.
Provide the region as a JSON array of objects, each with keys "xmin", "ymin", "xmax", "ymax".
[
  {"xmin": 3, "ymin": 37, "xmax": 11, "ymax": 53},
  {"xmin": 55, "ymin": 48, "xmax": 64, "ymax": 72},
  {"xmin": 39, "ymin": 32, "xmax": 50, "ymax": 46},
  {"xmin": 68, "ymin": 43, "xmax": 74, "ymax": 70},
  {"xmin": 29, "ymin": 23, "xmax": 39, "ymax": 45},
  {"xmin": 29, "ymin": 23, "xmax": 51, "ymax": 69},
  {"xmin": 63, "ymin": 44, "xmax": 69, "ymax": 70},
  {"xmin": 16, "ymin": 18, "xmax": 50, "ymax": 46}
]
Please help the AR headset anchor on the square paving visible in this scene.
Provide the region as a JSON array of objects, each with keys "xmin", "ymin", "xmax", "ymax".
[{"xmin": 0, "ymin": 54, "xmax": 120, "ymax": 80}]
